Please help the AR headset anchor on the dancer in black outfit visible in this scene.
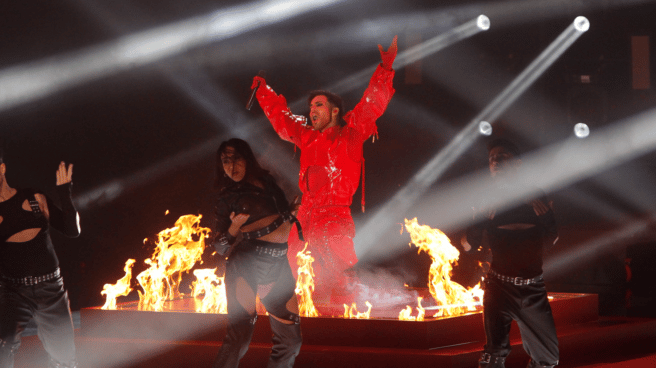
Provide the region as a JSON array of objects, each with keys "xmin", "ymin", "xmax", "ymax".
[
  {"xmin": 211, "ymin": 138, "xmax": 302, "ymax": 368},
  {"xmin": 0, "ymin": 151, "xmax": 80, "ymax": 368},
  {"xmin": 464, "ymin": 139, "xmax": 559, "ymax": 368}
]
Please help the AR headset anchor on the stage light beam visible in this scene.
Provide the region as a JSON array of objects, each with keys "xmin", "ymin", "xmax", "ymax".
[
  {"xmin": 325, "ymin": 15, "xmax": 490, "ymax": 97},
  {"xmin": 0, "ymin": 0, "xmax": 344, "ymax": 113},
  {"xmin": 356, "ymin": 17, "xmax": 590, "ymax": 260},
  {"xmin": 394, "ymin": 15, "xmax": 490, "ymax": 71}
]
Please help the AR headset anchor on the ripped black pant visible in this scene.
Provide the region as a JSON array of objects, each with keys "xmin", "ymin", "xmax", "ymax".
[
  {"xmin": 481, "ymin": 276, "xmax": 559, "ymax": 368},
  {"xmin": 213, "ymin": 240, "xmax": 302, "ymax": 368},
  {"xmin": 0, "ymin": 276, "xmax": 77, "ymax": 368}
]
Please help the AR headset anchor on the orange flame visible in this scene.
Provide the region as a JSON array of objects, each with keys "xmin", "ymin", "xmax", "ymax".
[
  {"xmin": 343, "ymin": 301, "xmax": 372, "ymax": 319},
  {"xmin": 398, "ymin": 297, "xmax": 425, "ymax": 321},
  {"xmin": 101, "ymin": 259, "xmax": 136, "ymax": 310},
  {"xmin": 403, "ymin": 218, "xmax": 483, "ymax": 318},
  {"xmin": 295, "ymin": 243, "xmax": 319, "ymax": 317},
  {"xmin": 191, "ymin": 268, "xmax": 227, "ymax": 314},
  {"xmin": 134, "ymin": 214, "xmax": 211, "ymax": 311}
]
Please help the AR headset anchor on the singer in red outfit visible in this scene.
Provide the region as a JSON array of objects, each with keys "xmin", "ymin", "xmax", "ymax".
[{"xmin": 251, "ymin": 37, "xmax": 397, "ymax": 309}]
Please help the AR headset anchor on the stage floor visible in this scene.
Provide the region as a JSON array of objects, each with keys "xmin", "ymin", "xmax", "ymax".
[
  {"xmin": 80, "ymin": 292, "xmax": 597, "ymax": 348},
  {"xmin": 12, "ymin": 292, "xmax": 656, "ymax": 368}
]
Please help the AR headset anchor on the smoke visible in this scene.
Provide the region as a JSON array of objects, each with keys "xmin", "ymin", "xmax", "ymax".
[{"xmin": 352, "ymin": 264, "xmax": 420, "ymax": 308}]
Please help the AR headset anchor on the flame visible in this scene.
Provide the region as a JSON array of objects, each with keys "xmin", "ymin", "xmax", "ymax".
[
  {"xmin": 399, "ymin": 297, "xmax": 425, "ymax": 321},
  {"xmin": 136, "ymin": 214, "xmax": 211, "ymax": 311},
  {"xmin": 403, "ymin": 218, "xmax": 483, "ymax": 318},
  {"xmin": 343, "ymin": 301, "xmax": 372, "ymax": 319},
  {"xmin": 295, "ymin": 243, "xmax": 319, "ymax": 317},
  {"xmin": 191, "ymin": 268, "xmax": 227, "ymax": 314},
  {"xmin": 101, "ymin": 259, "xmax": 136, "ymax": 310}
]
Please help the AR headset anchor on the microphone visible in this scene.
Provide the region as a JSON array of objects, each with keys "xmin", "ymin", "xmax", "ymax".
[{"xmin": 246, "ymin": 70, "xmax": 266, "ymax": 110}]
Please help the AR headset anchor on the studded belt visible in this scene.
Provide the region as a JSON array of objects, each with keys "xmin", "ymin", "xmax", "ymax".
[
  {"xmin": 2, "ymin": 268, "xmax": 61, "ymax": 286},
  {"xmin": 254, "ymin": 246, "xmax": 287, "ymax": 258},
  {"xmin": 487, "ymin": 269, "xmax": 543, "ymax": 286},
  {"xmin": 242, "ymin": 212, "xmax": 304, "ymax": 241}
]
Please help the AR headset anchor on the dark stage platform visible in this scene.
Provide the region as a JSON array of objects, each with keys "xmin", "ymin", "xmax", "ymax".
[{"xmin": 13, "ymin": 292, "xmax": 656, "ymax": 368}]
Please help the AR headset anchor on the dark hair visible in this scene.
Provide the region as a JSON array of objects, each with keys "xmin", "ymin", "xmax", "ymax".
[
  {"xmin": 487, "ymin": 138, "xmax": 521, "ymax": 158},
  {"xmin": 215, "ymin": 138, "xmax": 269, "ymax": 190},
  {"xmin": 308, "ymin": 90, "xmax": 345, "ymax": 126},
  {"xmin": 0, "ymin": 148, "xmax": 3, "ymax": 164}
]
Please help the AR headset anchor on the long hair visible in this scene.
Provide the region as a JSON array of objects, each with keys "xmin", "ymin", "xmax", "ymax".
[{"xmin": 214, "ymin": 138, "xmax": 269, "ymax": 190}]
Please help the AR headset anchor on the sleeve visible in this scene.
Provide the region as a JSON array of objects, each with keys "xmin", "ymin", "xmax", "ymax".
[
  {"xmin": 343, "ymin": 64, "xmax": 395, "ymax": 141},
  {"xmin": 256, "ymin": 83, "xmax": 309, "ymax": 147},
  {"xmin": 211, "ymin": 193, "xmax": 238, "ymax": 255},
  {"xmin": 535, "ymin": 191, "xmax": 558, "ymax": 247},
  {"xmin": 46, "ymin": 183, "xmax": 80, "ymax": 238},
  {"xmin": 465, "ymin": 221, "xmax": 486, "ymax": 253},
  {"xmin": 538, "ymin": 210, "xmax": 559, "ymax": 247}
]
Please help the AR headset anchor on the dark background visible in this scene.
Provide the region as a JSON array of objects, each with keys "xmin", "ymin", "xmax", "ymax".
[{"xmin": 2, "ymin": 0, "xmax": 655, "ymax": 315}]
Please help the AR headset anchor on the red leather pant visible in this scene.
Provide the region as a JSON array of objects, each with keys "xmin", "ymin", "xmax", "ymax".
[{"xmin": 288, "ymin": 205, "xmax": 358, "ymax": 307}]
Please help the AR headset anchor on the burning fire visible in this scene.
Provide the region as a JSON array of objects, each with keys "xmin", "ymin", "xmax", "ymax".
[
  {"xmin": 101, "ymin": 259, "xmax": 136, "ymax": 310},
  {"xmin": 402, "ymin": 218, "xmax": 483, "ymax": 318},
  {"xmin": 343, "ymin": 302, "xmax": 372, "ymax": 319},
  {"xmin": 100, "ymin": 214, "xmax": 484, "ymax": 322},
  {"xmin": 100, "ymin": 214, "xmax": 216, "ymax": 312},
  {"xmin": 295, "ymin": 244, "xmax": 319, "ymax": 317},
  {"xmin": 399, "ymin": 297, "xmax": 425, "ymax": 321},
  {"xmin": 191, "ymin": 268, "xmax": 227, "ymax": 314},
  {"xmin": 136, "ymin": 214, "xmax": 211, "ymax": 311}
]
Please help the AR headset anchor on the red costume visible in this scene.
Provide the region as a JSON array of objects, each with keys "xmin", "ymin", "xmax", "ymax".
[{"xmin": 254, "ymin": 64, "xmax": 395, "ymax": 307}]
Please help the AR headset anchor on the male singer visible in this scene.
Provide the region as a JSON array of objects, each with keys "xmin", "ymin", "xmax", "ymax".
[{"xmin": 250, "ymin": 36, "xmax": 397, "ymax": 310}]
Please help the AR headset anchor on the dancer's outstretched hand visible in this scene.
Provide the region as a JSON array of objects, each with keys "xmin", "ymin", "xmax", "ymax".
[
  {"xmin": 56, "ymin": 161, "xmax": 73, "ymax": 186},
  {"xmin": 378, "ymin": 35, "xmax": 398, "ymax": 70}
]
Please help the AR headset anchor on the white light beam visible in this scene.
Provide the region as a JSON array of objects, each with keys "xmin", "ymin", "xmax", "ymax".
[
  {"xmin": 356, "ymin": 17, "xmax": 590, "ymax": 258},
  {"xmin": 326, "ymin": 15, "xmax": 490, "ymax": 97},
  {"xmin": 0, "ymin": 0, "xmax": 344, "ymax": 113}
]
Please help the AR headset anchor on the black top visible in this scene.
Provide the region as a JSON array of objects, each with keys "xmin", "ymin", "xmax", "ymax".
[
  {"xmin": 466, "ymin": 190, "xmax": 558, "ymax": 278},
  {"xmin": 0, "ymin": 183, "xmax": 80, "ymax": 277},
  {"xmin": 212, "ymin": 175, "xmax": 290, "ymax": 249}
]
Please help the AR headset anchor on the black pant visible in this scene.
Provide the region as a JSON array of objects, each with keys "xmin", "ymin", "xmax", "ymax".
[
  {"xmin": 482, "ymin": 276, "xmax": 559, "ymax": 367},
  {"xmin": 213, "ymin": 241, "xmax": 302, "ymax": 368},
  {"xmin": 0, "ymin": 276, "xmax": 77, "ymax": 368}
]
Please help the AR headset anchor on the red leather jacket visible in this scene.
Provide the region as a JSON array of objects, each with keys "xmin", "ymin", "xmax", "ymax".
[{"xmin": 256, "ymin": 64, "xmax": 395, "ymax": 212}]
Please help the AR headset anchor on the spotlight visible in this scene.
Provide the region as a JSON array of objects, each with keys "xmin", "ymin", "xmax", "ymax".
[
  {"xmin": 574, "ymin": 122, "xmax": 590, "ymax": 138},
  {"xmin": 574, "ymin": 16, "xmax": 590, "ymax": 32},
  {"xmin": 477, "ymin": 15, "xmax": 490, "ymax": 31},
  {"xmin": 479, "ymin": 121, "xmax": 492, "ymax": 136}
]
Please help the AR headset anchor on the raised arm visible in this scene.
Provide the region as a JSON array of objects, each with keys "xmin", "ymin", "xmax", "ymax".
[
  {"xmin": 251, "ymin": 77, "xmax": 308, "ymax": 147},
  {"xmin": 345, "ymin": 36, "xmax": 397, "ymax": 140},
  {"xmin": 46, "ymin": 162, "xmax": 80, "ymax": 237}
]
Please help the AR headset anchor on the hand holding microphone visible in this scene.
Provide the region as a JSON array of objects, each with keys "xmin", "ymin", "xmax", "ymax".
[{"xmin": 247, "ymin": 70, "xmax": 266, "ymax": 110}]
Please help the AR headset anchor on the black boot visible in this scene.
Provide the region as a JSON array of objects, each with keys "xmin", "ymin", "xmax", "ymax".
[
  {"xmin": 267, "ymin": 317, "xmax": 302, "ymax": 368},
  {"xmin": 479, "ymin": 353, "xmax": 507, "ymax": 368},
  {"xmin": 212, "ymin": 317, "xmax": 257, "ymax": 368}
]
